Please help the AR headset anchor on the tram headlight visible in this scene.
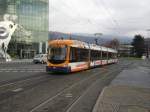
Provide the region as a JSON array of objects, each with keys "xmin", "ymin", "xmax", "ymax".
[
  {"xmin": 53, "ymin": 67, "xmax": 56, "ymax": 69},
  {"xmin": 63, "ymin": 64, "xmax": 68, "ymax": 67}
]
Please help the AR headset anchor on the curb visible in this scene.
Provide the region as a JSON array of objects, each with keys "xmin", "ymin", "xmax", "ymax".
[{"xmin": 92, "ymin": 86, "xmax": 108, "ymax": 112}]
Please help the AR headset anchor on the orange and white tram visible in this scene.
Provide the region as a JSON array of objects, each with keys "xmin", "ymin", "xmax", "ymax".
[{"xmin": 46, "ymin": 39, "xmax": 118, "ymax": 73}]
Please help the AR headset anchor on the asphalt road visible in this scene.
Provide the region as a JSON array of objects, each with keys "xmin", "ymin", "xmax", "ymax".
[
  {"xmin": 0, "ymin": 59, "xmax": 134, "ymax": 112},
  {"xmin": 0, "ymin": 63, "xmax": 46, "ymax": 84}
]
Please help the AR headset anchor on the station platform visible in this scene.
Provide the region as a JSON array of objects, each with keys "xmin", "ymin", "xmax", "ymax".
[{"xmin": 93, "ymin": 60, "xmax": 150, "ymax": 112}]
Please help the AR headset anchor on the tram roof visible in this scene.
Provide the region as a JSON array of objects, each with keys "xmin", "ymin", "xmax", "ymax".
[{"xmin": 49, "ymin": 39, "xmax": 117, "ymax": 53}]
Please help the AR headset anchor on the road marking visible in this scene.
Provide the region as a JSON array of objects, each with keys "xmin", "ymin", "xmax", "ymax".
[
  {"xmin": 12, "ymin": 71, "xmax": 18, "ymax": 72},
  {"xmin": 65, "ymin": 93, "xmax": 73, "ymax": 98},
  {"xmin": 32, "ymin": 70, "xmax": 45, "ymax": 72},
  {"xmin": 12, "ymin": 88, "xmax": 23, "ymax": 92},
  {"xmin": 7, "ymin": 68, "xmax": 13, "ymax": 70},
  {"xmin": 0, "ymin": 70, "xmax": 45, "ymax": 73},
  {"xmin": 0, "ymin": 68, "xmax": 45, "ymax": 73},
  {"xmin": 0, "ymin": 75, "xmax": 46, "ymax": 88},
  {"xmin": 0, "ymin": 69, "xmax": 7, "ymax": 70}
]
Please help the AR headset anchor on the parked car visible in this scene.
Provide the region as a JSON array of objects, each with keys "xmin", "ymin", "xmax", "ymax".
[{"xmin": 33, "ymin": 54, "xmax": 47, "ymax": 64}]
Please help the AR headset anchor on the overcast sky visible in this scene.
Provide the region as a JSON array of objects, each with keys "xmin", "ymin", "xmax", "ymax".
[{"xmin": 49, "ymin": 0, "xmax": 150, "ymax": 37}]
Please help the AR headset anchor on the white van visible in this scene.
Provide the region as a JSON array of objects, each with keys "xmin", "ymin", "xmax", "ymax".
[{"xmin": 33, "ymin": 54, "xmax": 47, "ymax": 64}]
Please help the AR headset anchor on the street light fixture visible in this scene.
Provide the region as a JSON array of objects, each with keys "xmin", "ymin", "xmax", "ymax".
[
  {"xmin": 94, "ymin": 33, "xmax": 103, "ymax": 45},
  {"xmin": 145, "ymin": 29, "xmax": 150, "ymax": 58}
]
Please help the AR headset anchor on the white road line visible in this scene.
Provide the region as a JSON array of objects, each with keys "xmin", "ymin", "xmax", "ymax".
[
  {"xmin": 26, "ymin": 71, "xmax": 33, "ymax": 72},
  {"xmin": 3, "ymin": 70, "xmax": 45, "ymax": 73},
  {"xmin": 0, "ymin": 75, "xmax": 45, "ymax": 88},
  {"xmin": 0, "ymin": 69, "xmax": 43, "ymax": 70},
  {"xmin": 7, "ymin": 69, "xmax": 13, "ymax": 70},
  {"xmin": 12, "ymin": 88, "xmax": 23, "ymax": 92},
  {"xmin": 12, "ymin": 71, "xmax": 18, "ymax": 72},
  {"xmin": 0, "ymin": 69, "xmax": 44, "ymax": 71},
  {"xmin": 32, "ymin": 71, "xmax": 45, "ymax": 72},
  {"xmin": 0, "ymin": 69, "xmax": 7, "ymax": 70},
  {"xmin": 65, "ymin": 93, "xmax": 73, "ymax": 98}
]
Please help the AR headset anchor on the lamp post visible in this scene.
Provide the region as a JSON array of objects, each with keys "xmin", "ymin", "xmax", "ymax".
[
  {"xmin": 94, "ymin": 33, "xmax": 103, "ymax": 45},
  {"xmin": 146, "ymin": 29, "xmax": 150, "ymax": 58},
  {"xmin": 94, "ymin": 33, "xmax": 103, "ymax": 61}
]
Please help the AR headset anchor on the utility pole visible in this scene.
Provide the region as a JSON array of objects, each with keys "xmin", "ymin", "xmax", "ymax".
[{"xmin": 146, "ymin": 29, "xmax": 150, "ymax": 59}]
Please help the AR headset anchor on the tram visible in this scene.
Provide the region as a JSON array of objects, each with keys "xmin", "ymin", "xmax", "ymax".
[{"xmin": 46, "ymin": 39, "xmax": 118, "ymax": 73}]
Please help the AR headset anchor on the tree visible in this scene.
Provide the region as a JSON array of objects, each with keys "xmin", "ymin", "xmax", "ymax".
[
  {"xmin": 104, "ymin": 38, "xmax": 120, "ymax": 50},
  {"xmin": 132, "ymin": 35, "xmax": 145, "ymax": 57}
]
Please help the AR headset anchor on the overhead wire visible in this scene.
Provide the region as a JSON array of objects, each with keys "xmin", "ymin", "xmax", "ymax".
[
  {"xmin": 53, "ymin": 0, "xmax": 100, "ymax": 27},
  {"xmin": 95, "ymin": 0, "xmax": 121, "ymax": 35},
  {"xmin": 51, "ymin": 0, "xmax": 122, "ymax": 35}
]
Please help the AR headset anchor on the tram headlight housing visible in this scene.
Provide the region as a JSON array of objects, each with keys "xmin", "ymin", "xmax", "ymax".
[{"xmin": 63, "ymin": 64, "xmax": 68, "ymax": 67}]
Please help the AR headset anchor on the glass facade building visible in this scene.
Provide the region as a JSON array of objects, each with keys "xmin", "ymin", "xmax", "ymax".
[{"xmin": 0, "ymin": 0, "xmax": 48, "ymax": 58}]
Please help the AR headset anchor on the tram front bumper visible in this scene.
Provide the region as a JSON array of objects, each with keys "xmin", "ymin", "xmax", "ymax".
[{"xmin": 46, "ymin": 66, "xmax": 71, "ymax": 73}]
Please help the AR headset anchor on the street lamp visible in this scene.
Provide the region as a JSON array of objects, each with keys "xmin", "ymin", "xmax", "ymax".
[
  {"xmin": 94, "ymin": 33, "xmax": 103, "ymax": 45},
  {"xmin": 146, "ymin": 29, "xmax": 150, "ymax": 58}
]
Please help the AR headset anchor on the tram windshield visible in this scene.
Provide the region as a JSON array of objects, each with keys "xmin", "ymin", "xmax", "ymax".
[{"xmin": 48, "ymin": 46, "xmax": 67, "ymax": 64}]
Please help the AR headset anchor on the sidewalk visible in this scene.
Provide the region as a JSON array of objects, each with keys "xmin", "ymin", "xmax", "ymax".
[{"xmin": 93, "ymin": 60, "xmax": 150, "ymax": 112}]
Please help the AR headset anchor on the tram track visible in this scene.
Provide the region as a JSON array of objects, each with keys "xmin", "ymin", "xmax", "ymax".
[
  {"xmin": 0, "ymin": 69, "xmax": 46, "ymax": 85},
  {"xmin": 65, "ymin": 68, "xmax": 123, "ymax": 112},
  {"xmin": 29, "ymin": 70, "xmax": 108, "ymax": 112},
  {"xmin": 0, "ymin": 59, "xmax": 121, "ymax": 89},
  {"xmin": 29, "ymin": 62, "xmax": 132, "ymax": 112},
  {"xmin": 29, "ymin": 63, "xmax": 126, "ymax": 112},
  {"xmin": 0, "ymin": 75, "xmax": 54, "ymax": 101},
  {"xmin": 0, "ymin": 68, "xmax": 98, "ymax": 97},
  {"xmin": 0, "ymin": 65, "xmax": 102, "ymax": 112},
  {"xmin": 0, "ymin": 61, "xmax": 131, "ymax": 112},
  {"xmin": 0, "ymin": 65, "xmax": 97, "ymax": 85},
  {"xmin": 0, "ymin": 63, "xmax": 115, "ymax": 94},
  {"xmin": 64, "ymin": 62, "xmax": 133, "ymax": 112},
  {"xmin": 0, "ymin": 74, "xmax": 50, "ymax": 93}
]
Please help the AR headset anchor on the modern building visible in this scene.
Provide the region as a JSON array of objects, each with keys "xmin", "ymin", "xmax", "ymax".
[
  {"xmin": 118, "ymin": 44, "xmax": 133, "ymax": 57},
  {"xmin": 0, "ymin": 0, "xmax": 49, "ymax": 59}
]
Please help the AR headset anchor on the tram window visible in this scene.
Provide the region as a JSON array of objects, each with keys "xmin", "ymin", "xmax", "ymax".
[
  {"xmin": 102, "ymin": 51, "xmax": 108, "ymax": 60},
  {"xmin": 77, "ymin": 48, "xmax": 89, "ymax": 61},
  {"xmin": 98, "ymin": 51, "xmax": 102, "ymax": 60},
  {"xmin": 112, "ymin": 53, "xmax": 115, "ymax": 59},
  {"xmin": 47, "ymin": 46, "xmax": 67, "ymax": 64},
  {"xmin": 91, "ymin": 50, "xmax": 95, "ymax": 60},
  {"xmin": 91, "ymin": 50, "xmax": 101, "ymax": 61},
  {"xmin": 108, "ymin": 52, "xmax": 112, "ymax": 59},
  {"xmin": 70, "ymin": 47, "xmax": 89, "ymax": 62},
  {"xmin": 112, "ymin": 53, "xmax": 114, "ymax": 58},
  {"xmin": 96, "ymin": 51, "xmax": 99, "ymax": 60},
  {"xmin": 70, "ymin": 47, "xmax": 77, "ymax": 62}
]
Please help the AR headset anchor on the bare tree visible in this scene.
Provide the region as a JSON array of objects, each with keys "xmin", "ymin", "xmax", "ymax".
[{"xmin": 103, "ymin": 38, "xmax": 120, "ymax": 50}]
